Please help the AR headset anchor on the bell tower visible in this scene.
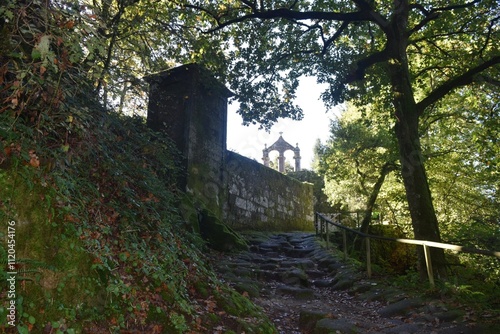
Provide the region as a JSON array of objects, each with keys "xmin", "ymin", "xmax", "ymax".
[{"xmin": 262, "ymin": 133, "xmax": 301, "ymax": 172}]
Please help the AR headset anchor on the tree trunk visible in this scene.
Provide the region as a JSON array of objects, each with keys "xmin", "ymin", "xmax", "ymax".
[
  {"xmin": 387, "ymin": 0, "xmax": 447, "ymax": 279},
  {"xmin": 359, "ymin": 162, "xmax": 397, "ymax": 234},
  {"xmin": 393, "ymin": 102, "xmax": 447, "ymax": 279}
]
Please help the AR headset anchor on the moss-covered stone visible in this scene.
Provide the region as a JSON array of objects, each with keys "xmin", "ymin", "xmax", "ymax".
[
  {"xmin": 225, "ymin": 151, "xmax": 314, "ymax": 232},
  {"xmin": 314, "ymin": 318, "xmax": 360, "ymax": 334},
  {"xmin": 179, "ymin": 194, "xmax": 248, "ymax": 251},
  {"xmin": 299, "ymin": 310, "xmax": 331, "ymax": 332},
  {"xmin": 178, "ymin": 194, "xmax": 201, "ymax": 234},
  {"xmin": 199, "ymin": 209, "xmax": 248, "ymax": 252}
]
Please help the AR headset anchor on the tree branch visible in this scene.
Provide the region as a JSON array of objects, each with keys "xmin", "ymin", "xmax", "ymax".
[
  {"xmin": 408, "ymin": 11, "xmax": 439, "ymax": 35},
  {"xmin": 417, "ymin": 56, "xmax": 500, "ymax": 114},
  {"xmin": 409, "ymin": 0, "xmax": 486, "ymax": 39},
  {"xmin": 182, "ymin": 4, "xmax": 374, "ymax": 33},
  {"xmin": 432, "ymin": 0, "xmax": 482, "ymax": 13},
  {"xmin": 352, "ymin": 0, "xmax": 389, "ymax": 28},
  {"xmin": 478, "ymin": 75, "xmax": 500, "ymax": 87},
  {"xmin": 322, "ymin": 21, "xmax": 349, "ymax": 55},
  {"xmin": 479, "ymin": 15, "xmax": 500, "ymax": 57},
  {"xmin": 345, "ymin": 49, "xmax": 390, "ymax": 83}
]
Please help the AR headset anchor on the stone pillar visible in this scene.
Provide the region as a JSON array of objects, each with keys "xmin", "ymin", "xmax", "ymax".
[
  {"xmin": 145, "ymin": 64, "xmax": 232, "ymax": 217},
  {"xmin": 294, "ymin": 144, "xmax": 301, "ymax": 172},
  {"xmin": 278, "ymin": 152, "xmax": 285, "ymax": 173},
  {"xmin": 262, "ymin": 145, "xmax": 270, "ymax": 167}
]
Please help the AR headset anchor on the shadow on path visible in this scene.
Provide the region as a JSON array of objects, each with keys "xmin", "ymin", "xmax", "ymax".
[{"xmin": 210, "ymin": 232, "xmax": 499, "ymax": 333}]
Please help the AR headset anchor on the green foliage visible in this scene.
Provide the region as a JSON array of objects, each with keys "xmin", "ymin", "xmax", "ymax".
[
  {"xmin": 0, "ymin": 2, "xmax": 274, "ymax": 330},
  {"xmin": 367, "ymin": 225, "xmax": 417, "ymax": 274},
  {"xmin": 316, "ymin": 104, "xmax": 402, "ymax": 219},
  {"xmin": 315, "ymin": 72, "xmax": 499, "ymax": 287},
  {"xmin": 391, "ymin": 269, "xmax": 422, "ymax": 291},
  {"xmin": 391, "ymin": 265, "xmax": 500, "ymax": 318},
  {"xmin": 1, "ymin": 0, "xmax": 498, "ymax": 329},
  {"xmin": 448, "ymin": 220, "xmax": 500, "ymax": 285},
  {"xmin": 0, "ymin": 0, "xmax": 213, "ymax": 121},
  {"xmin": 421, "ymin": 87, "xmax": 500, "ymax": 236},
  {"xmin": 1, "ymin": 0, "xmax": 90, "ymax": 121},
  {"xmin": 0, "ymin": 164, "xmax": 103, "ymax": 332},
  {"xmin": 177, "ymin": 0, "xmax": 500, "ymax": 127}
]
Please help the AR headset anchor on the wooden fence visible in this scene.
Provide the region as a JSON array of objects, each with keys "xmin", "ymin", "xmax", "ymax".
[{"xmin": 315, "ymin": 212, "xmax": 500, "ymax": 287}]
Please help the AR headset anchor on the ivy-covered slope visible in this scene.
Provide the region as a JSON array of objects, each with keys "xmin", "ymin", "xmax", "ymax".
[{"xmin": 0, "ymin": 108, "xmax": 275, "ymax": 333}]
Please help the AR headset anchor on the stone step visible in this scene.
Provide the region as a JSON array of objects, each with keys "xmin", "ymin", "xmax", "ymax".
[{"xmin": 211, "ymin": 232, "xmax": 495, "ymax": 334}]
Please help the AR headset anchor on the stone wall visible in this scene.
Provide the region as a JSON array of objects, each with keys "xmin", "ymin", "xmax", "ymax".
[
  {"xmin": 146, "ymin": 64, "xmax": 314, "ymax": 231},
  {"xmin": 225, "ymin": 151, "xmax": 314, "ymax": 231}
]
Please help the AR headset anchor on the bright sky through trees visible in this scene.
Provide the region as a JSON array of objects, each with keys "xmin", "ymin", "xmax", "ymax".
[{"xmin": 227, "ymin": 77, "xmax": 340, "ymax": 169}]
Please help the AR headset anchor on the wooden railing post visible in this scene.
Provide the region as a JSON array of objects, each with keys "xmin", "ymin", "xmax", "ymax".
[
  {"xmin": 342, "ymin": 229, "xmax": 347, "ymax": 260},
  {"xmin": 321, "ymin": 216, "xmax": 325, "ymax": 236},
  {"xmin": 314, "ymin": 213, "xmax": 318, "ymax": 235},
  {"xmin": 325, "ymin": 220, "xmax": 329, "ymax": 249},
  {"xmin": 423, "ymin": 244, "xmax": 435, "ymax": 288},
  {"xmin": 366, "ymin": 238, "xmax": 372, "ymax": 278}
]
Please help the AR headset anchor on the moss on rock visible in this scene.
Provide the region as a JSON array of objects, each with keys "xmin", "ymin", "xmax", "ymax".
[{"xmin": 199, "ymin": 209, "xmax": 248, "ymax": 252}]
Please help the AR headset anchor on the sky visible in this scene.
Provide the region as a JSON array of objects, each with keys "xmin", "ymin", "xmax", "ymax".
[{"xmin": 226, "ymin": 77, "xmax": 342, "ymax": 170}]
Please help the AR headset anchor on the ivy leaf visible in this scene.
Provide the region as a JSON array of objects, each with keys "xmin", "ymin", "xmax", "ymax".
[
  {"xmin": 37, "ymin": 35, "xmax": 51, "ymax": 58},
  {"xmin": 17, "ymin": 325, "xmax": 29, "ymax": 334},
  {"xmin": 31, "ymin": 49, "xmax": 41, "ymax": 61}
]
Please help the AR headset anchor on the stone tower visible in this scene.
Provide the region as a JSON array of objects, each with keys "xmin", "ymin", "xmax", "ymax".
[{"xmin": 145, "ymin": 64, "xmax": 232, "ymax": 216}]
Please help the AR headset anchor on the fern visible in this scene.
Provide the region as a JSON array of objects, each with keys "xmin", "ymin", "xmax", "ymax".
[{"xmin": 0, "ymin": 243, "xmax": 54, "ymax": 283}]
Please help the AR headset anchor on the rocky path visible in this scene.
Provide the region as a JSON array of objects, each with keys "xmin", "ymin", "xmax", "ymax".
[{"xmin": 210, "ymin": 232, "xmax": 498, "ymax": 334}]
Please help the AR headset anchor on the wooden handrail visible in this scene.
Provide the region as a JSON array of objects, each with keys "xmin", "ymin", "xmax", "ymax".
[{"xmin": 315, "ymin": 212, "xmax": 500, "ymax": 287}]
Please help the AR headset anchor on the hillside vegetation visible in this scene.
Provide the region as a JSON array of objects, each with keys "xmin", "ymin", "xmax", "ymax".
[
  {"xmin": 0, "ymin": 1, "xmax": 276, "ymax": 331},
  {"xmin": 0, "ymin": 103, "xmax": 275, "ymax": 332}
]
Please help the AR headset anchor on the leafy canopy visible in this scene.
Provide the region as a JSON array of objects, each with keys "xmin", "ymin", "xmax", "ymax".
[
  {"xmin": 177, "ymin": 0, "xmax": 499, "ymax": 127},
  {"xmin": 318, "ymin": 103, "xmax": 399, "ymax": 212}
]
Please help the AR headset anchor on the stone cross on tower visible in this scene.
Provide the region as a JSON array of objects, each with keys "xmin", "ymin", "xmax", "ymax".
[{"xmin": 262, "ymin": 133, "xmax": 301, "ymax": 173}]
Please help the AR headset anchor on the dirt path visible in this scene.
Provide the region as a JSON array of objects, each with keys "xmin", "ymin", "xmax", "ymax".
[{"xmin": 210, "ymin": 232, "xmax": 498, "ymax": 333}]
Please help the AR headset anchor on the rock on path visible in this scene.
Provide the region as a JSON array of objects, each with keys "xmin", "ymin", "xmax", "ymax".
[{"xmin": 210, "ymin": 232, "xmax": 498, "ymax": 334}]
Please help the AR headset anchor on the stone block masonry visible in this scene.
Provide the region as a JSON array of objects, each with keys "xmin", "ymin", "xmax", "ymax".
[
  {"xmin": 225, "ymin": 151, "xmax": 313, "ymax": 230},
  {"xmin": 146, "ymin": 64, "xmax": 314, "ymax": 231}
]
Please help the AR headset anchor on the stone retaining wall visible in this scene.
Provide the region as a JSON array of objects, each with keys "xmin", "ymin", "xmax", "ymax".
[{"xmin": 225, "ymin": 151, "xmax": 314, "ymax": 231}]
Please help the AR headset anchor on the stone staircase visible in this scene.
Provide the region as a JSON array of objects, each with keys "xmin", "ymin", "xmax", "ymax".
[{"xmin": 210, "ymin": 232, "xmax": 498, "ymax": 334}]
